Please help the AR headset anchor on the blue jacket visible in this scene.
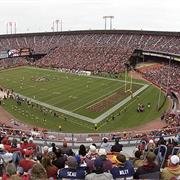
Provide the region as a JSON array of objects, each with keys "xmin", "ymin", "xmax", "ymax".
[{"xmin": 110, "ymin": 160, "xmax": 135, "ymax": 179}]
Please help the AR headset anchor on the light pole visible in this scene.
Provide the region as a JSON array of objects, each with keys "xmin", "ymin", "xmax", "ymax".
[
  {"xmin": 55, "ymin": 20, "xmax": 59, "ymax": 31},
  {"xmin": 103, "ymin": 16, "xmax": 114, "ymax": 30}
]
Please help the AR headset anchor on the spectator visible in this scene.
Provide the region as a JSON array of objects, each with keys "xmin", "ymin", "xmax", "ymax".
[
  {"xmin": 85, "ymin": 157, "xmax": 113, "ymax": 180},
  {"xmin": 41, "ymin": 155, "xmax": 58, "ymax": 179},
  {"xmin": 52, "ymin": 148, "xmax": 66, "ymax": 169},
  {"xmin": 77, "ymin": 144, "xmax": 87, "ymax": 157},
  {"xmin": 2, "ymin": 163, "xmax": 20, "ymax": 180},
  {"xmin": 57, "ymin": 156, "xmax": 87, "ymax": 179},
  {"xmin": 134, "ymin": 152, "xmax": 160, "ymax": 179},
  {"xmin": 111, "ymin": 153, "xmax": 135, "ymax": 179},
  {"xmin": 133, "ymin": 150, "xmax": 144, "ymax": 169},
  {"xmin": 18, "ymin": 149, "xmax": 35, "ymax": 173},
  {"xmin": 100, "ymin": 137, "xmax": 111, "ymax": 153},
  {"xmin": 146, "ymin": 139, "xmax": 156, "ymax": 152},
  {"xmin": 161, "ymin": 155, "xmax": 180, "ymax": 180},
  {"xmin": 60, "ymin": 140, "xmax": 74, "ymax": 156},
  {"xmin": 31, "ymin": 163, "xmax": 47, "ymax": 180},
  {"xmin": 111, "ymin": 138, "xmax": 123, "ymax": 152},
  {"xmin": 98, "ymin": 148, "xmax": 112, "ymax": 172}
]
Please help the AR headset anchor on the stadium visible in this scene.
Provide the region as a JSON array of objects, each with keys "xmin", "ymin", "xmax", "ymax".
[
  {"xmin": 0, "ymin": 1, "xmax": 179, "ymax": 179},
  {"xmin": 0, "ymin": 30, "xmax": 179, "ymax": 134}
]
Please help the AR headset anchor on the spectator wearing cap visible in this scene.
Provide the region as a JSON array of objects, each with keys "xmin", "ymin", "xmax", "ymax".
[
  {"xmin": 86, "ymin": 144, "xmax": 98, "ymax": 160},
  {"xmin": 111, "ymin": 138, "xmax": 123, "ymax": 153},
  {"xmin": 26, "ymin": 137, "xmax": 36, "ymax": 150},
  {"xmin": 100, "ymin": 137, "xmax": 111, "ymax": 153},
  {"xmin": 41, "ymin": 155, "xmax": 58, "ymax": 179},
  {"xmin": 134, "ymin": 152, "xmax": 160, "ymax": 179},
  {"xmin": 57, "ymin": 156, "xmax": 87, "ymax": 179},
  {"xmin": 85, "ymin": 157, "xmax": 113, "ymax": 180},
  {"xmin": 19, "ymin": 149, "xmax": 35, "ymax": 173},
  {"xmin": 110, "ymin": 153, "xmax": 135, "ymax": 179},
  {"xmin": 0, "ymin": 144, "xmax": 5, "ymax": 156},
  {"xmin": 85, "ymin": 144, "xmax": 98, "ymax": 172},
  {"xmin": 161, "ymin": 155, "xmax": 180, "ymax": 180},
  {"xmin": 146, "ymin": 139, "xmax": 156, "ymax": 152},
  {"xmin": 98, "ymin": 148, "xmax": 112, "ymax": 172},
  {"xmin": 42, "ymin": 146, "xmax": 49, "ymax": 157}
]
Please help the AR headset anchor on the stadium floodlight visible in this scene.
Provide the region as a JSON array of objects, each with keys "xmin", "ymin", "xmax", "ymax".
[
  {"xmin": 55, "ymin": 20, "xmax": 59, "ymax": 32},
  {"xmin": 103, "ymin": 16, "xmax": 114, "ymax": 30}
]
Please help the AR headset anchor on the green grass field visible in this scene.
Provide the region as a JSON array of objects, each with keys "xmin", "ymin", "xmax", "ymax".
[{"xmin": 0, "ymin": 67, "xmax": 169, "ymax": 132}]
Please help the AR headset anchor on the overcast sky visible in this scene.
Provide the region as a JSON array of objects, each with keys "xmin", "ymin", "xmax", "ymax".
[{"xmin": 0, "ymin": 0, "xmax": 180, "ymax": 34}]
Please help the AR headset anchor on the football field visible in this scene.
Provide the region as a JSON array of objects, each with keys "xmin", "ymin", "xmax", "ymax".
[{"xmin": 0, "ymin": 67, "xmax": 169, "ymax": 132}]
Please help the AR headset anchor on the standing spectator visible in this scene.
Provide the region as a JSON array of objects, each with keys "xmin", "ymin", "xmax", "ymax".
[
  {"xmin": 111, "ymin": 138, "xmax": 123, "ymax": 153},
  {"xmin": 85, "ymin": 157, "xmax": 113, "ymax": 180},
  {"xmin": 161, "ymin": 155, "xmax": 180, "ymax": 180},
  {"xmin": 111, "ymin": 154, "xmax": 135, "ymax": 179}
]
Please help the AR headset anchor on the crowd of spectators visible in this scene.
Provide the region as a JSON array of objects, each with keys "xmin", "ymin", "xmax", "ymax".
[
  {"xmin": 1, "ymin": 32, "xmax": 180, "ymax": 55},
  {"xmin": 0, "ymin": 133, "xmax": 179, "ymax": 179},
  {"xmin": 0, "ymin": 58, "xmax": 28, "ymax": 70},
  {"xmin": 34, "ymin": 45, "xmax": 133, "ymax": 73},
  {"xmin": 140, "ymin": 62, "xmax": 180, "ymax": 94},
  {"xmin": 0, "ymin": 32, "xmax": 180, "ymax": 73}
]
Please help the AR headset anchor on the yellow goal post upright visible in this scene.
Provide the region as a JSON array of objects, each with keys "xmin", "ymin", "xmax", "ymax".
[{"xmin": 124, "ymin": 64, "xmax": 133, "ymax": 94}]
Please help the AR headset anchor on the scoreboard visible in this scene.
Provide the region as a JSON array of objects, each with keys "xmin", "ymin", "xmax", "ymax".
[
  {"xmin": 8, "ymin": 48, "xmax": 31, "ymax": 57},
  {"xmin": 0, "ymin": 48, "xmax": 32, "ymax": 59}
]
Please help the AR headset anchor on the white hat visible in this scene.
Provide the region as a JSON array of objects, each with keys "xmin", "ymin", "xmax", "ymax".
[
  {"xmin": 43, "ymin": 146, "xmax": 49, "ymax": 152},
  {"xmin": 29, "ymin": 137, "xmax": 33, "ymax": 142},
  {"xmin": 0, "ymin": 144, "xmax": 4, "ymax": 150},
  {"xmin": 89, "ymin": 145, "xmax": 96, "ymax": 152},
  {"xmin": 170, "ymin": 155, "xmax": 180, "ymax": 165},
  {"xmin": 48, "ymin": 147, "xmax": 53, "ymax": 153},
  {"xmin": 98, "ymin": 148, "xmax": 107, "ymax": 156},
  {"xmin": 3, "ymin": 153, "xmax": 13, "ymax": 163},
  {"xmin": 149, "ymin": 139, "xmax": 154, "ymax": 143}
]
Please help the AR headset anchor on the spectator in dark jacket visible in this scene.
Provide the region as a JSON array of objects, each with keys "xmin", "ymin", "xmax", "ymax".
[
  {"xmin": 111, "ymin": 138, "xmax": 123, "ymax": 152},
  {"xmin": 134, "ymin": 152, "xmax": 160, "ymax": 179}
]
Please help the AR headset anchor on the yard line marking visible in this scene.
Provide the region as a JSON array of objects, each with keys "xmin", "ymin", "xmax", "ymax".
[{"xmin": 72, "ymin": 84, "xmax": 124, "ymax": 112}]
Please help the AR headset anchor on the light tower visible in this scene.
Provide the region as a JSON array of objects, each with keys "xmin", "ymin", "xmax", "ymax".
[
  {"xmin": 55, "ymin": 19, "xmax": 59, "ymax": 31},
  {"xmin": 103, "ymin": 16, "xmax": 114, "ymax": 30}
]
